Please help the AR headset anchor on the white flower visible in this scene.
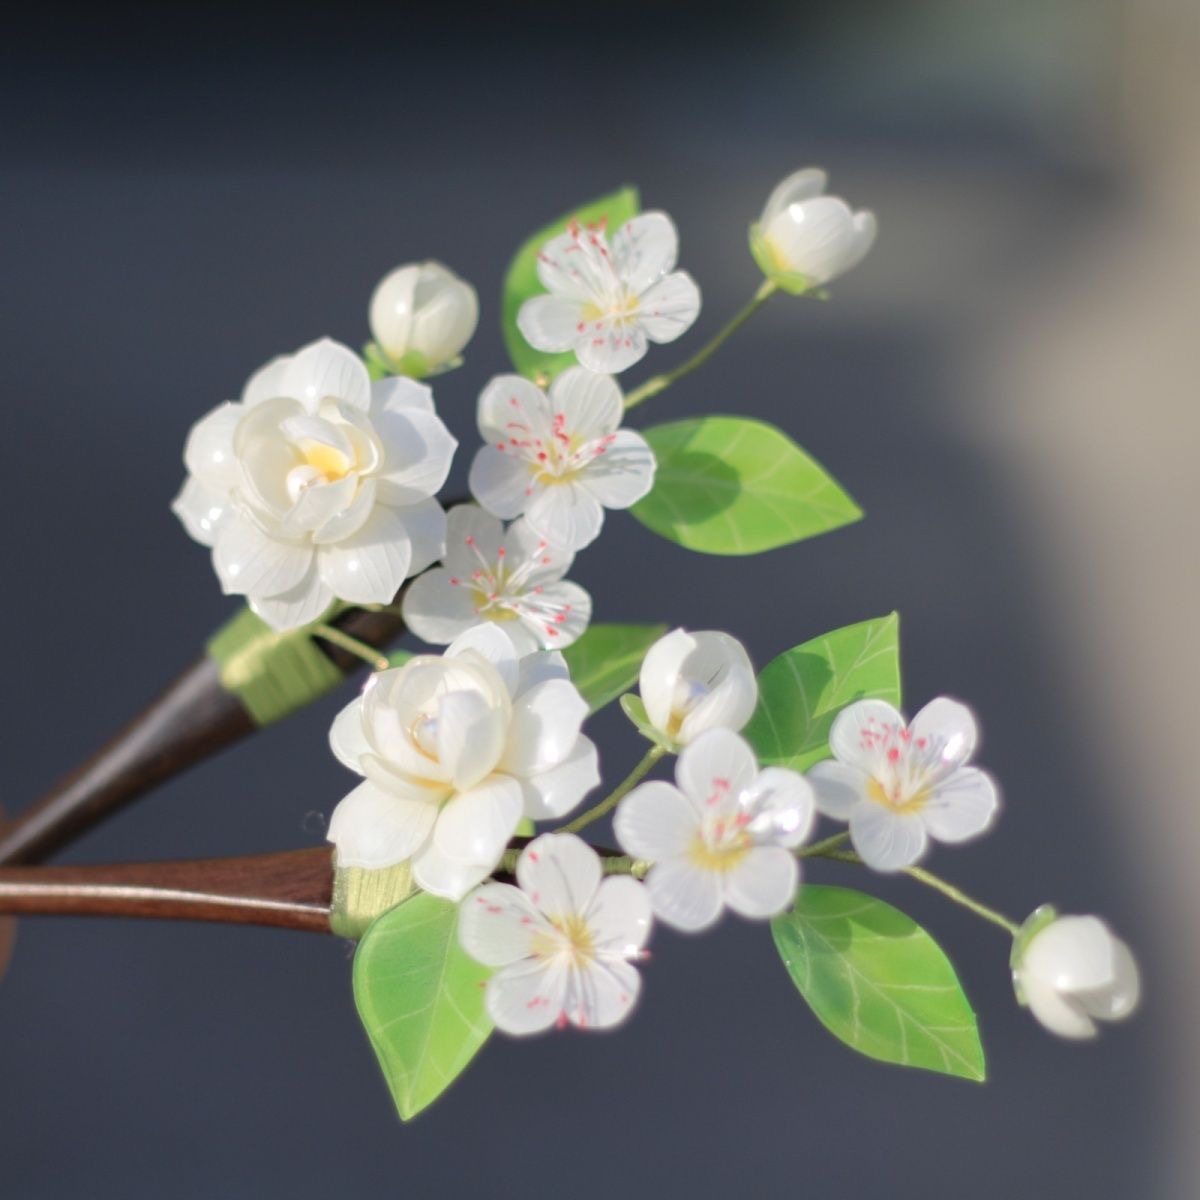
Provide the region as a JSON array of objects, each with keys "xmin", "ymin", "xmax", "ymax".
[
  {"xmin": 806, "ymin": 697, "xmax": 999, "ymax": 872},
  {"xmin": 368, "ymin": 260, "xmax": 479, "ymax": 374},
  {"xmin": 326, "ymin": 625, "xmax": 599, "ymax": 901},
  {"xmin": 615, "ymin": 729, "xmax": 813, "ymax": 932},
  {"xmin": 468, "ymin": 367, "xmax": 655, "ymax": 551},
  {"xmin": 750, "ymin": 168, "xmax": 877, "ymax": 293},
  {"xmin": 1012, "ymin": 909, "xmax": 1140, "ymax": 1040},
  {"xmin": 638, "ymin": 629, "xmax": 758, "ymax": 746},
  {"xmin": 458, "ymin": 833, "xmax": 652, "ymax": 1034},
  {"xmin": 402, "ymin": 504, "xmax": 591, "ymax": 655},
  {"xmin": 517, "ymin": 211, "xmax": 700, "ymax": 374},
  {"xmin": 172, "ymin": 337, "xmax": 456, "ymax": 631}
]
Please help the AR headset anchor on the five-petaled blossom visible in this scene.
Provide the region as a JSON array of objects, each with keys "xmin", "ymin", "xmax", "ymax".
[
  {"xmin": 468, "ymin": 367, "xmax": 655, "ymax": 551},
  {"xmin": 1011, "ymin": 909, "xmax": 1140, "ymax": 1040},
  {"xmin": 615, "ymin": 729, "xmax": 815, "ymax": 931},
  {"xmin": 458, "ymin": 833, "xmax": 652, "ymax": 1034},
  {"xmin": 517, "ymin": 211, "xmax": 701, "ymax": 374},
  {"xmin": 750, "ymin": 168, "xmax": 877, "ymax": 294},
  {"xmin": 402, "ymin": 504, "xmax": 591, "ymax": 655},
  {"xmin": 326, "ymin": 625, "xmax": 599, "ymax": 900},
  {"xmin": 637, "ymin": 629, "xmax": 758, "ymax": 746},
  {"xmin": 368, "ymin": 260, "xmax": 479, "ymax": 376},
  {"xmin": 173, "ymin": 338, "xmax": 455, "ymax": 630},
  {"xmin": 806, "ymin": 697, "xmax": 999, "ymax": 872}
]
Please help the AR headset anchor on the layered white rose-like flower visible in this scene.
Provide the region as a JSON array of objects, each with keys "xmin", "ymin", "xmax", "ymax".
[
  {"xmin": 468, "ymin": 367, "xmax": 655, "ymax": 551},
  {"xmin": 369, "ymin": 260, "xmax": 479, "ymax": 375},
  {"xmin": 172, "ymin": 338, "xmax": 455, "ymax": 631},
  {"xmin": 1011, "ymin": 909, "xmax": 1140, "ymax": 1040},
  {"xmin": 806, "ymin": 697, "xmax": 999, "ymax": 872},
  {"xmin": 750, "ymin": 168, "xmax": 877, "ymax": 293},
  {"xmin": 326, "ymin": 625, "xmax": 599, "ymax": 901},
  {"xmin": 402, "ymin": 504, "xmax": 591, "ymax": 655},
  {"xmin": 458, "ymin": 833, "xmax": 652, "ymax": 1034},
  {"xmin": 637, "ymin": 629, "xmax": 758, "ymax": 747},
  {"xmin": 615, "ymin": 729, "xmax": 814, "ymax": 931},
  {"xmin": 517, "ymin": 212, "xmax": 700, "ymax": 374}
]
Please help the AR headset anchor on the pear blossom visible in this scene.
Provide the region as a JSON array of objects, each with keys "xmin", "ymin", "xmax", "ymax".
[
  {"xmin": 615, "ymin": 729, "xmax": 814, "ymax": 932},
  {"xmin": 172, "ymin": 337, "xmax": 455, "ymax": 631},
  {"xmin": 402, "ymin": 504, "xmax": 591, "ymax": 655},
  {"xmin": 637, "ymin": 629, "xmax": 758, "ymax": 747},
  {"xmin": 458, "ymin": 833, "xmax": 652, "ymax": 1034},
  {"xmin": 750, "ymin": 168, "xmax": 877, "ymax": 293},
  {"xmin": 517, "ymin": 211, "xmax": 700, "ymax": 374},
  {"xmin": 326, "ymin": 625, "xmax": 599, "ymax": 901},
  {"xmin": 468, "ymin": 367, "xmax": 655, "ymax": 551},
  {"xmin": 806, "ymin": 697, "xmax": 999, "ymax": 872},
  {"xmin": 368, "ymin": 260, "xmax": 478, "ymax": 375},
  {"xmin": 1011, "ymin": 909, "xmax": 1140, "ymax": 1040}
]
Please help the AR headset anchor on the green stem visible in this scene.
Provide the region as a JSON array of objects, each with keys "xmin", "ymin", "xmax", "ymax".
[
  {"xmin": 559, "ymin": 745, "xmax": 667, "ymax": 835},
  {"xmin": 310, "ymin": 624, "xmax": 391, "ymax": 672},
  {"xmin": 797, "ymin": 831, "xmax": 850, "ymax": 859},
  {"xmin": 623, "ymin": 279, "xmax": 778, "ymax": 411}
]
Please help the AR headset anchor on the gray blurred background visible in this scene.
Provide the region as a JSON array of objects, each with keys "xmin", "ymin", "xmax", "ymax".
[{"xmin": 1, "ymin": 1, "xmax": 1194, "ymax": 1196}]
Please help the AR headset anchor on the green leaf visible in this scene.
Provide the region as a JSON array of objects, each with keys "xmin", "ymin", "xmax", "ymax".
[
  {"xmin": 631, "ymin": 416, "xmax": 861, "ymax": 555},
  {"xmin": 772, "ymin": 885, "xmax": 986, "ymax": 1082},
  {"xmin": 353, "ymin": 893, "xmax": 492, "ymax": 1120},
  {"xmin": 744, "ymin": 614, "xmax": 901, "ymax": 772},
  {"xmin": 386, "ymin": 648, "xmax": 412, "ymax": 670},
  {"xmin": 619, "ymin": 693, "xmax": 675, "ymax": 750},
  {"xmin": 501, "ymin": 186, "xmax": 640, "ymax": 381},
  {"xmin": 562, "ymin": 622, "xmax": 665, "ymax": 712}
]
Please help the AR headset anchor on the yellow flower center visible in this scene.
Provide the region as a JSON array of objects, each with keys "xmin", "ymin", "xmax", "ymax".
[
  {"xmin": 867, "ymin": 776, "xmax": 929, "ymax": 815},
  {"xmin": 533, "ymin": 913, "xmax": 596, "ymax": 966},
  {"xmin": 299, "ymin": 439, "xmax": 353, "ymax": 482},
  {"xmin": 687, "ymin": 828, "xmax": 752, "ymax": 873}
]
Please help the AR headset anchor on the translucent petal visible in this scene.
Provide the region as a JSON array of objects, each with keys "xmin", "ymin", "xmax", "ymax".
[
  {"xmin": 517, "ymin": 735, "xmax": 601, "ymax": 821},
  {"xmin": 743, "ymin": 766, "xmax": 816, "ymax": 848},
  {"xmin": 828, "ymin": 698, "xmax": 907, "ymax": 773},
  {"xmin": 446, "ymin": 623, "xmax": 521, "ymax": 697},
  {"xmin": 567, "ymin": 958, "xmax": 641, "ymax": 1031},
  {"xmin": 502, "ymin": 679, "xmax": 589, "ymax": 777},
  {"xmin": 587, "ymin": 876, "xmax": 653, "ymax": 956},
  {"xmin": 908, "ymin": 697, "xmax": 979, "ymax": 771},
  {"xmin": 172, "ymin": 477, "xmax": 231, "ymax": 548},
  {"xmin": 921, "ymin": 766, "xmax": 999, "ymax": 843},
  {"xmin": 458, "ymin": 883, "xmax": 548, "ymax": 967},
  {"xmin": 400, "ymin": 569, "xmax": 481, "ymax": 646},
  {"xmin": 635, "ymin": 272, "xmax": 701, "ymax": 344},
  {"xmin": 849, "ymin": 804, "xmax": 928, "ymax": 872},
  {"xmin": 432, "ymin": 775, "xmax": 523, "ymax": 870},
  {"xmin": 326, "ymin": 779, "xmax": 436, "ymax": 870},
  {"xmin": 575, "ymin": 323, "xmax": 648, "ymax": 375},
  {"xmin": 805, "ymin": 760, "xmax": 868, "ymax": 820},
  {"xmin": 246, "ymin": 565, "xmax": 334, "ymax": 631},
  {"xmin": 183, "ymin": 402, "xmax": 242, "ymax": 494},
  {"xmin": 476, "ymin": 374, "xmax": 552, "ymax": 444},
  {"xmin": 579, "ymin": 429, "xmax": 656, "ymax": 509},
  {"xmin": 279, "ymin": 337, "xmax": 371, "ymax": 412},
  {"xmin": 436, "ymin": 691, "xmax": 508, "ymax": 790},
  {"xmin": 611, "ymin": 211, "xmax": 678, "ymax": 293},
  {"xmin": 316, "ymin": 504, "xmax": 413, "ymax": 605},
  {"xmin": 645, "ymin": 858, "xmax": 723, "ymax": 932},
  {"xmin": 760, "ymin": 168, "xmax": 828, "ymax": 226},
  {"xmin": 724, "ymin": 846, "xmax": 798, "ymax": 919},
  {"xmin": 486, "ymin": 959, "xmax": 568, "ymax": 1035},
  {"xmin": 550, "ymin": 366, "xmax": 624, "ymax": 440},
  {"xmin": 370, "ymin": 373, "xmax": 434, "ymax": 414},
  {"xmin": 213, "ymin": 516, "xmax": 313, "ymax": 599},
  {"xmin": 410, "ymin": 841, "xmax": 493, "ymax": 902},
  {"xmin": 613, "ymin": 781, "xmax": 696, "ymax": 861},
  {"xmin": 373, "ymin": 406, "xmax": 457, "ymax": 507},
  {"xmin": 328, "ymin": 695, "xmax": 369, "ymax": 775},
  {"xmin": 525, "ymin": 483, "xmax": 604, "ymax": 552},
  {"xmin": 516, "ymin": 832, "xmax": 601, "ymax": 917},
  {"xmin": 516, "ymin": 294, "xmax": 584, "ymax": 353},
  {"xmin": 469, "ymin": 445, "xmax": 535, "ymax": 520},
  {"xmin": 639, "ymin": 628, "xmax": 694, "ymax": 734},
  {"xmin": 442, "ymin": 504, "xmax": 505, "ymax": 575},
  {"xmin": 675, "ymin": 728, "xmax": 759, "ymax": 809}
]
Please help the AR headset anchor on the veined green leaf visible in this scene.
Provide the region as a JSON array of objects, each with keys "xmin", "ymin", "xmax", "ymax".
[
  {"xmin": 353, "ymin": 893, "xmax": 492, "ymax": 1121},
  {"xmin": 773, "ymin": 885, "xmax": 985, "ymax": 1081},
  {"xmin": 631, "ymin": 416, "xmax": 861, "ymax": 555},
  {"xmin": 745, "ymin": 614, "xmax": 900, "ymax": 772},
  {"xmin": 501, "ymin": 186, "xmax": 640, "ymax": 382},
  {"xmin": 619, "ymin": 693, "xmax": 675, "ymax": 750},
  {"xmin": 563, "ymin": 622, "xmax": 665, "ymax": 712}
]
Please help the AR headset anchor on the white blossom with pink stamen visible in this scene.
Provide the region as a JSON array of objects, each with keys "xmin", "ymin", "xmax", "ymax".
[
  {"xmin": 402, "ymin": 504, "xmax": 591, "ymax": 655},
  {"xmin": 468, "ymin": 367, "xmax": 656, "ymax": 551},
  {"xmin": 517, "ymin": 211, "xmax": 700, "ymax": 374},
  {"xmin": 806, "ymin": 697, "xmax": 1000, "ymax": 872}
]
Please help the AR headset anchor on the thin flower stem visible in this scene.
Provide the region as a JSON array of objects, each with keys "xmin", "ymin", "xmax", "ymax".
[
  {"xmin": 311, "ymin": 624, "xmax": 391, "ymax": 672},
  {"xmin": 797, "ymin": 831, "xmax": 850, "ymax": 858},
  {"xmin": 810, "ymin": 847, "xmax": 1020, "ymax": 936},
  {"xmin": 623, "ymin": 279, "xmax": 778, "ymax": 411},
  {"xmin": 559, "ymin": 745, "xmax": 667, "ymax": 835}
]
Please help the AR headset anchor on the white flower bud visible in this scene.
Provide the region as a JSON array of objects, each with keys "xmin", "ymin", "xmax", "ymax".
[
  {"xmin": 369, "ymin": 260, "xmax": 479, "ymax": 372},
  {"xmin": 751, "ymin": 168, "xmax": 876, "ymax": 292},
  {"xmin": 1011, "ymin": 908, "xmax": 1140, "ymax": 1040},
  {"xmin": 638, "ymin": 629, "xmax": 757, "ymax": 746}
]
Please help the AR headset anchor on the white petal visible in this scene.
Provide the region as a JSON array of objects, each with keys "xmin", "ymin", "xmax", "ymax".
[
  {"xmin": 280, "ymin": 337, "xmax": 371, "ymax": 412},
  {"xmin": 635, "ymin": 272, "xmax": 701, "ymax": 344},
  {"xmin": 587, "ymin": 876, "xmax": 653, "ymax": 955},
  {"xmin": 921, "ymin": 767, "xmax": 999, "ymax": 843},
  {"xmin": 400, "ymin": 569, "xmax": 481, "ymax": 645},
  {"xmin": 1024, "ymin": 916, "xmax": 1123, "ymax": 996},
  {"xmin": 744, "ymin": 766, "xmax": 816, "ymax": 849},
  {"xmin": 516, "ymin": 832, "xmax": 601, "ymax": 916},
  {"xmin": 724, "ymin": 847, "xmax": 799, "ymax": 919},
  {"xmin": 503, "ymin": 517, "xmax": 573, "ymax": 584},
  {"xmin": 550, "ymin": 367, "xmax": 624, "ymax": 440},
  {"xmin": 316, "ymin": 504, "xmax": 413, "ymax": 605},
  {"xmin": 525, "ymin": 484, "xmax": 604, "ymax": 552},
  {"xmin": 172, "ymin": 477, "xmax": 231, "ymax": 547},
  {"xmin": 183, "ymin": 402, "xmax": 242, "ymax": 493},
  {"xmin": 411, "ymin": 842, "xmax": 494, "ymax": 902},
  {"xmin": 575, "ymin": 323, "xmax": 648, "ymax": 375},
  {"xmin": 676, "ymin": 633, "xmax": 759, "ymax": 744},
  {"xmin": 241, "ymin": 354, "xmax": 289, "ymax": 407},
  {"xmin": 517, "ymin": 735, "xmax": 600, "ymax": 821},
  {"xmin": 433, "ymin": 774, "xmax": 523, "ymax": 869},
  {"xmin": 469, "ymin": 445, "xmax": 535, "ymax": 520},
  {"xmin": 442, "ymin": 504, "xmax": 505, "ymax": 575},
  {"xmin": 579, "ymin": 429, "xmax": 656, "ymax": 509},
  {"xmin": 516, "ymin": 580, "xmax": 591, "ymax": 651},
  {"xmin": 908, "ymin": 697, "xmax": 979, "ymax": 771},
  {"xmin": 446, "ymin": 623, "xmax": 521, "ymax": 696},
  {"xmin": 613, "ymin": 781, "xmax": 697, "ymax": 861},
  {"xmin": 368, "ymin": 264, "xmax": 419, "ymax": 359},
  {"xmin": 329, "ymin": 695, "xmax": 369, "ymax": 775},
  {"xmin": 486, "ymin": 959, "xmax": 568, "ymax": 1035},
  {"xmin": 326, "ymin": 779, "xmax": 436, "ymax": 870},
  {"xmin": 247, "ymin": 565, "xmax": 334, "ymax": 631},
  {"xmin": 410, "ymin": 269, "xmax": 478, "ymax": 363},
  {"xmin": 395, "ymin": 497, "xmax": 447, "ymax": 575},
  {"xmin": 849, "ymin": 804, "xmax": 928, "ymax": 872},
  {"xmin": 567, "ymin": 958, "xmax": 641, "ymax": 1031},
  {"xmin": 213, "ymin": 516, "xmax": 313, "ymax": 599},
  {"xmin": 370, "ymin": 373, "xmax": 434, "ymax": 414},
  {"xmin": 285, "ymin": 474, "xmax": 363, "ymax": 539},
  {"xmin": 516, "ymin": 650, "xmax": 570, "ymax": 691},
  {"xmin": 828, "ymin": 699, "xmax": 907, "ymax": 772},
  {"xmin": 764, "ymin": 197, "xmax": 864, "ymax": 285},
  {"xmin": 372, "ymin": 405, "xmax": 457, "ymax": 507},
  {"xmin": 501, "ymin": 679, "xmax": 589, "ymax": 776},
  {"xmin": 1080, "ymin": 938, "xmax": 1140, "ymax": 1021},
  {"xmin": 458, "ymin": 883, "xmax": 547, "ymax": 967},
  {"xmin": 1022, "ymin": 976, "xmax": 1098, "ymax": 1040},
  {"xmin": 645, "ymin": 859, "xmax": 724, "ymax": 932},
  {"xmin": 806, "ymin": 760, "xmax": 870, "ymax": 820},
  {"xmin": 675, "ymin": 728, "xmax": 759, "ymax": 806},
  {"xmin": 516, "ymin": 295, "xmax": 584, "ymax": 353},
  {"xmin": 435, "ymin": 691, "xmax": 508, "ymax": 790},
  {"xmin": 761, "ymin": 168, "xmax": 828, "ymax": 226},
  {"xmin": 611, "ymin": 211, "xmax": 678, "ymax": 293},
  {"xmin": 639, "ymin": 628, "xmax": 695, "ymax": 734},
  {"xmin": 476, "ymin": 374, "xmax": 552, "ymax": 444}
]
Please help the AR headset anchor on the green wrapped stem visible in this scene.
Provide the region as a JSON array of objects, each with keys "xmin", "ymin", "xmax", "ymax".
[{"xmin": 330, "ymin": 859, "xmax": 419, "ymax": 940}]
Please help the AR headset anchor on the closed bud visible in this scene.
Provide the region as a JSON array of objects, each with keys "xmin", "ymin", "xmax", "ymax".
[{"xmin": 369, "ymin": 260, "xmax": 479, "ymax": 375}]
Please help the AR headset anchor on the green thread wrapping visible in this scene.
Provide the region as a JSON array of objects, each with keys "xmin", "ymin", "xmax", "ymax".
[
  {"xmin": 207, "ymin": 606, "xmax": 346, "ymax": 727},
  {"xmin": 329, "ymin": 859, "xmax": 419, "ymax": 939}
]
